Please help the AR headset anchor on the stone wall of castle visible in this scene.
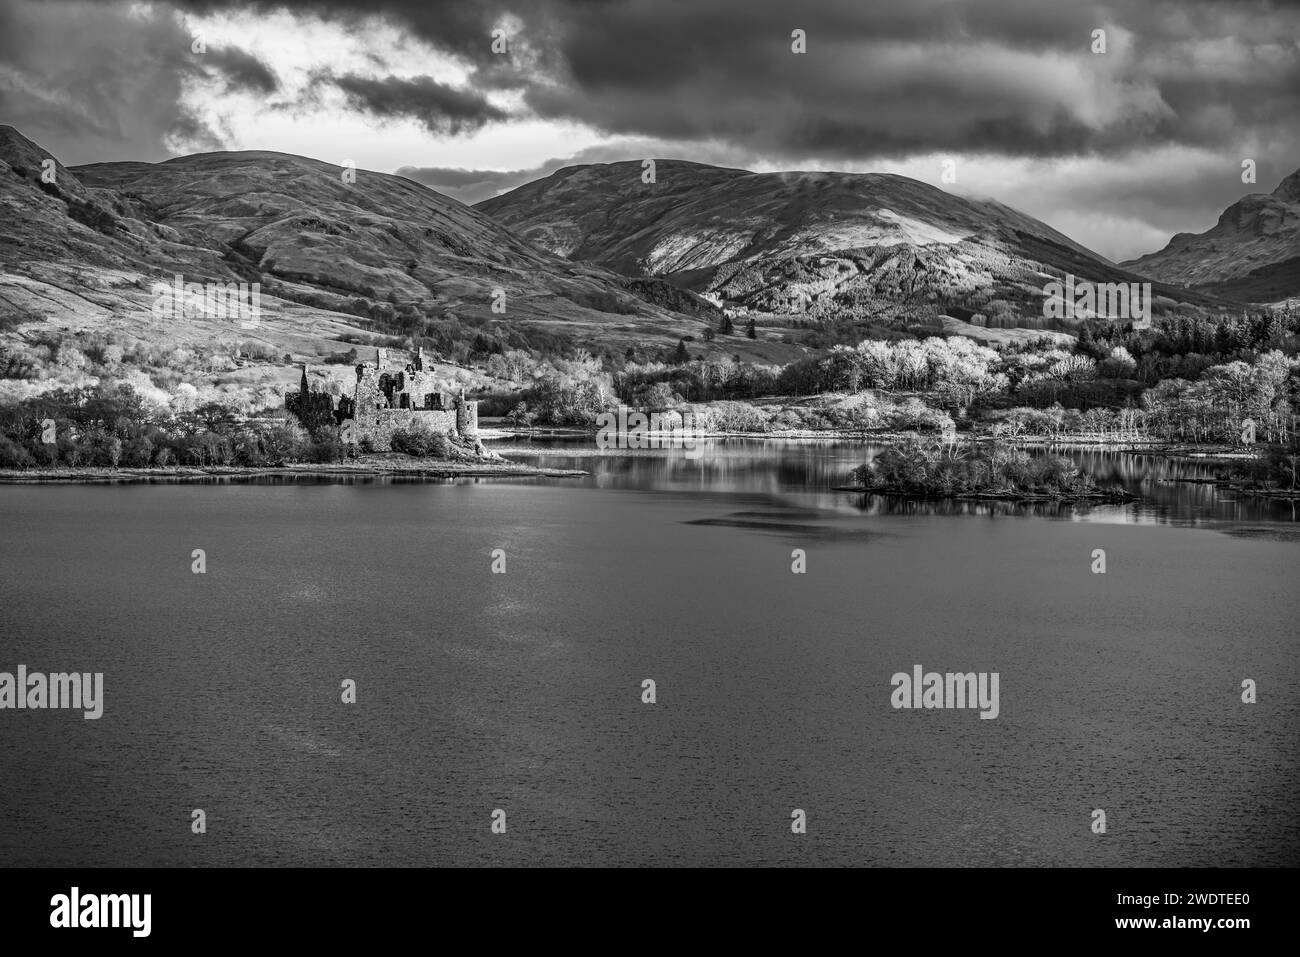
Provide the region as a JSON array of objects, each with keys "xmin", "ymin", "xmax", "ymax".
[
  {"xmin": 289, "ymin": 347, "xmax": 478, "ymax": 451},
  {"xmin": 354, "ymin": 408, "xmax": 458, "ymax": 449}
]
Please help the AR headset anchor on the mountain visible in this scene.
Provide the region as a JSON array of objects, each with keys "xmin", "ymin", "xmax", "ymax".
[
  {"xmin": 1122, "ymin": 169, "xmax": 1300, "ymax": 302},
  {"xmin": 476, "ymin": 160, "xmax": 1225, "ymax": 331},
  {"xmin": 0, "ymin": 126, "xmax": 732, "ymax": 366}
]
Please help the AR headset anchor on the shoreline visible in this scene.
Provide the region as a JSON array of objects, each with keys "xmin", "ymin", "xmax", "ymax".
[
  {"xmin": 487, "ymin": 426, "xmax": 1264, "ymax": 455},
  {"xmin": 0, "ymin": 435, "xmax": 1279, "ymax": 487},
  {"xmin": 0, "ymin": 459, "xmax": 587, "ymax": 484}
]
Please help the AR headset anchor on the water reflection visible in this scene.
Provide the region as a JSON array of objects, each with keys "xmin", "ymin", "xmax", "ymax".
[
  {"xmin": 495, "ymin": 436, "xmax": 1299, "ymax": 527},
  {"xmin": 60, "ymin": 437, "xmax": 1296, "ymax": 527}
]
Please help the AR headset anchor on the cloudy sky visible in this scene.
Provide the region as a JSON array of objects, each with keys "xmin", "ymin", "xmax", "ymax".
[{"xmin": 1, "ymin": 0, "xmax": 1296, "ymax": 261}]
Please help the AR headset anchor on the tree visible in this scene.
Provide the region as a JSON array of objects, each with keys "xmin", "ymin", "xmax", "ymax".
[
  {"xmin": 1100, "ymin": 346, "xmax": 1137, "ymax": 378},
  {"xmin": 506, "ymin": 402, "xmax": 536, "ymax": 430},
  {"xmin": 642, "ymin": 382, "xmax": 677, "ymax": 410},
  {"xmin": 674, "ymin": 339, "xmax": 690, "ymax": 364},
  {"xmin": 0, "ymin": 434, "xmax": 34, "ymax": 468},
  {"xmin": 720, "ymin": 315, "xmax": 735, "ymax": 336},
  {"xmin": 746, "ymin": 318, "xmax": 757, "ymax": 340}
]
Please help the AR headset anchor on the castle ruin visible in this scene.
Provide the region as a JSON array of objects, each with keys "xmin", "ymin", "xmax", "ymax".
[{"xmin": 287, "ymin": 346, "xmax": 479, "ymax": 449}]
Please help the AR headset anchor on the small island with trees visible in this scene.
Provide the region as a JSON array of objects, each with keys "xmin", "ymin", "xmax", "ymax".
[{"xmin": 837, "ymin": 436, "xmax": 1136, "ymax": 503}]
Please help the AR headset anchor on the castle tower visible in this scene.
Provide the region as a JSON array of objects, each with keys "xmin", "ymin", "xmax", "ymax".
[
  {"xmin": 455, "ymin": 387, "xmax": 478, "ymax": 437},
  {"xmin": 376, "ymin": 346, "xmax": 388, "ymax": 369},
  {"xmin": 415, "ymin": 346, "xmax": 425, "ymax": 371}
]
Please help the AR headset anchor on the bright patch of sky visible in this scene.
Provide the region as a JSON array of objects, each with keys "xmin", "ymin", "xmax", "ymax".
[{"xmin": 177, "ymin": 7, "xmax": 607, "ymax": 172}]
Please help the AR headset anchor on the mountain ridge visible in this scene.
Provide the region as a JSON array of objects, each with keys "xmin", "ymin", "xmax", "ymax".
[
  {"xmin": 1122, "ymin": 169, "xmax": 1300, "ymax": 302},
  {"xmin": 0, "ymin": 126, "xmax": 747, "ymax": 365},
  {"xmin": 476, "ymin": 159, "xmax": 1226, "ymax": 328}
]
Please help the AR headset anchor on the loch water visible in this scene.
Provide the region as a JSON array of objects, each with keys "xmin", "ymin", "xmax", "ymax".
[{"xmin": 0, "ymin": 439, "xmax": 1295, "ymax": 866}]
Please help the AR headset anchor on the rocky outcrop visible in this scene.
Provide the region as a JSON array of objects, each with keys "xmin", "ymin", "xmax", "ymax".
[{"xmin": 1123, "ymin": 169, "xmax": 1300, "ymax": 301}]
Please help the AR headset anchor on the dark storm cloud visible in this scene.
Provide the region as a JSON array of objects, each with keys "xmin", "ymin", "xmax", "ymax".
[
  {"xmin": 325, "ymin": 73, "xmax": 507, "ymax": 135},
  {"xmin": 202, "ymin": 45, "xmax": 280, "ymax": 94},
  {"xmin": 19, "ymin": 0, "xmax": 1299, "ymax": 164},
  {"xmin": 517, "ymin": 0, "xmax": 1298, "ymax": 159},
  {"xmin": 160, "ymin": 0, "xmax": 1300, "ymax": 159},
  {"xmin": 0, "ymin": 0, "xmax": 221, "ymax": 163}
]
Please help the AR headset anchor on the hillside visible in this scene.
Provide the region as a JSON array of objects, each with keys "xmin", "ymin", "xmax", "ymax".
[
  {"xmin": 476, "ymin": 160, "xmax": 1226, "ymax": 331},
  {"xmin": 0, "ymin": 127, "xmax": 772, "ymax": 379},
  {"xmin": 1122, "ymin": 169, "xmax": 1300, "ymax": 302}
]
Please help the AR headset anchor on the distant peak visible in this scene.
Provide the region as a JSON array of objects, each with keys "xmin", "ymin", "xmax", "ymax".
[
  {"xmin": 551, "ymin": 158, "xmax": 750, "ymax": 178},
  {"xmin": 1274, "ymin": 167, "xmax": 1300, "ymax": 202}
]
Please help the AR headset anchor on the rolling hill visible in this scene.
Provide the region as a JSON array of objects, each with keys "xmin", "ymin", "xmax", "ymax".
[
  {"xmin": 476, "ymin": 160, "xmax": 1232, "ymax": 332},
  {"xmin": 0, "ymin": 126, "xmax": 745, "ymax": 371}
]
